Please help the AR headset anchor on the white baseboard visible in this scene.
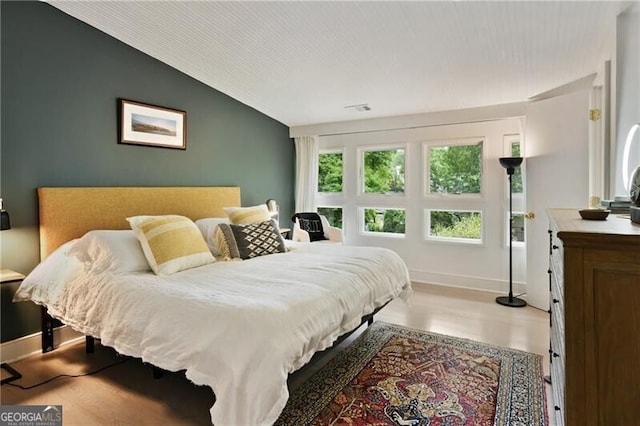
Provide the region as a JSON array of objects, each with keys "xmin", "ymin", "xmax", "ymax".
[
  {"xmin": 0, "ymin": 326, "xmax": 84, "ymax": 363},
  {"xmin": 409, "ymin": 269, "xmax": 527, "ymax": 297}
]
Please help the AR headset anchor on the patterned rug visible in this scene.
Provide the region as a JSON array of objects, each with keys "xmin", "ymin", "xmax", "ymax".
[{"xmin": 277, "ymin": 322, "xmax": 547, "ymax": 425}]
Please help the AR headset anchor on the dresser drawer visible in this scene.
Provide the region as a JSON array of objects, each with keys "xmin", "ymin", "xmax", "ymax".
[
  {"xmin": 550, "ymin": 360, "xmax": 565, "ymax": 426},
  {"xmin": 549, "ymin": 260, "xmax": 564, "ymax": 314},
  {"xmin": 550, "ymin": 322, "xmax": 566, "ymax": 424}
]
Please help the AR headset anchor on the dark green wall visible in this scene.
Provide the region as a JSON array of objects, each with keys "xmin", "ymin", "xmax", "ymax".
[{"xmin": 0, "ymin": 1, "xmax": 294, "ymax": 342}]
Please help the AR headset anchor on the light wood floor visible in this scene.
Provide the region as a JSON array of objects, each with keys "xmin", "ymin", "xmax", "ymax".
[{"xmin": 0, "ymin": 283, "xmax": 552, "ymax": 425}]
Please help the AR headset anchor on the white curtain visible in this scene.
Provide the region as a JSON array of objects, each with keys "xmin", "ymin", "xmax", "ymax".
[{"xmin": 294, "ymin": 135, "xmax": 319, "ymax": 213}]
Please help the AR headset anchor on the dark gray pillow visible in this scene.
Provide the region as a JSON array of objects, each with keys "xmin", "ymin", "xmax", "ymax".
[
  {"xmin": 291, "ymin": 212, "xmax": 327, "ymax": 242},
  {"xmin": 218, "ymin": 219, "xmax": 286, "ymax": 260}
]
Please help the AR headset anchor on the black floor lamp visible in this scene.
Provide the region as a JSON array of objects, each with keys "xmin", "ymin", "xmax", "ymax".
[{"xmin": 496, "ymin": 157, "xmax": 526, "ymax": 308}]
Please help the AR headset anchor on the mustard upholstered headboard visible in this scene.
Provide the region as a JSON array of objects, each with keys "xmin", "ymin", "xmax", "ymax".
[{"xmin": 37, "ymin": 186, "xmax": 241, "ymax": 259}]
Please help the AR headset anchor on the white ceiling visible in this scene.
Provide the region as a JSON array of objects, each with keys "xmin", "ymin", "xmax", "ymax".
[{"xmin": 48, "ymin": 1, "xmax": 632, "ymax": 127}]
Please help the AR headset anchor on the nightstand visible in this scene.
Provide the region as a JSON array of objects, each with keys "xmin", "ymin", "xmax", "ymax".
[
  {"xmin": 1, "ymin": 269, "xmax": 25, "ymax": 385},
  {"xmin": 279, "ymin": 227, "xmax": 291, "ymax": 240}
]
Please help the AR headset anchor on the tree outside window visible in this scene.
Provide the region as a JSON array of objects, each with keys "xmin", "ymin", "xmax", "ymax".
[
  {"xmin": 427, "ymin": 141, "xmax": 482, "ymax": 195},
  {"xmin": 511, "ymin": 141, "xmax": 523, "ymax": 194},
  {"xmin": 511, "ymin": 213, "xmax": 525, "ymax": 243},
  {"xmin": 364, "ymin": 208, "xmax": 405, "ymax": 234},
  {"xmin": 363, "ymin": 149, "xmax": 405, "ymax": 194},
  {"xmin": 428, "ymin": 210, "xmax": 482, "ymax": 242},
  {"xmin": 318, "ymin": 152, "xmax": 343, "ymax": 193}
]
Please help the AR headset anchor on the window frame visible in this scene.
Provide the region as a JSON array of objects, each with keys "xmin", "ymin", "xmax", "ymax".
[
  {"xmin": 424, "ymin": 208, "xmax": 485, "ymax": 245},
  {"xmin": 359, "ymin": 207, "xmax": 406, "ymax": 238},
  {"xmin": 423, "ymin": 137, "xmax": 485, "ymax": 199},
  {"xmin": 357, "ymin": 143, "xmax": 408, "ymax": 198}
]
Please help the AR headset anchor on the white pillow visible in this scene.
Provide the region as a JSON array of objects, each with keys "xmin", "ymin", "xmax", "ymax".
[
  {"xmin": 194, "ymin": 217, "xmax": 230, "ymax": 256},
  {"xmin": 68, "ymin": 230, "xmax": 150, "ymax": 274},
  {"xmin": 13, "ymin": 240, "xmax": 84, "ymax": 303},
  {"xmin": 127, "ymin": 215, "xmax": 215, "ymax": 275},
  {"xmin": 224, "ymin": 204, "xmax": 272, "ymax": 225}
]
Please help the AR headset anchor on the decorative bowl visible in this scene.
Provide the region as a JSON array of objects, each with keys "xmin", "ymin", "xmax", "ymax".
[{"xmin": 579, "ymin": 209, "xmax": 610, "ymax": 221}]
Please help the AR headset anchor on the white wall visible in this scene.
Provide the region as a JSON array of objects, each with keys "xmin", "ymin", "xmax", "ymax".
[
  {"xmin": 318, "ymin": 118, "xmax": 526, "ymax": 295},
  {"xmin": 614, "ymin": 6, "xmax": 640, "ymax": 197}
]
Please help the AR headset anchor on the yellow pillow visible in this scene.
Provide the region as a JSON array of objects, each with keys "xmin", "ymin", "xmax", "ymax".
[
  {"xmin": 127, "ymin": 215, "xmax": 215, "ymax": 275},
  {"xmin": 224, "ymin": 204, "xmax": 271, "ymax": 225}
]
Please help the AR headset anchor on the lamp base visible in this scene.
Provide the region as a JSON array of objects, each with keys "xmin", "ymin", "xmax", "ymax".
[{"xmin": 495, "ymin": 295, "xmax": 527, "ymax": 308}]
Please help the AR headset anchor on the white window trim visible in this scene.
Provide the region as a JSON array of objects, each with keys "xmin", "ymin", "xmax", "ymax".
[
  {"xmin": 424, "ymin": 208, "xmax": 484, "ymax": 245},
  {"xmin": 423, "ymin": 137, "xmax": 485, "ymax": 199}
]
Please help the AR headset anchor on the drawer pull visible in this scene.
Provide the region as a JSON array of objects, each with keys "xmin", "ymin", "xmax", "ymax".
[
  {"xmin": 554, "ymin": 406, "xmax": 561, "ymax": 411},
  {"xmin": 552, "ymin": 245, "xmax": 559, "ymax": 250},
  {"xmin": 547, "ymin": 269, "xmax": 552, "ymax": 275},
  {"xmin": 553, "ymin": 352, "xmax": 560, "ymax": 358},
  {"xmin": 553, "ymin": 298, "xmax": 559, "ymax": 304}
]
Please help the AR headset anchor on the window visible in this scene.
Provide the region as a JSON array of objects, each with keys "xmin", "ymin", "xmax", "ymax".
[
  {"xmin": 508, "ymin": 212, "xmax": 525, "ymax": 245},
  {"xmin": 318, "ymin": 151, "xmax": 343, "ymax": 193},
  {"xmin": 425, "ymin": 139, "xmax": 483, "ymax": 195},
  {"xmin": 362, "ymin": 208, "xmax": 405, "ymax": 236},
  {"xmin": 427, "ymin": 210, "xmax": 483, "ymax": 243},
  {"xmin": 362, "ymin": 148, "xmax": 405, "ymax": 195},
  {"xmin": 510, "ymin": 140, "xmax": 523, "ymax": 194},
  {"xmin": 317, "ymin": 207, "xmax": 343, "ymax": 229}
]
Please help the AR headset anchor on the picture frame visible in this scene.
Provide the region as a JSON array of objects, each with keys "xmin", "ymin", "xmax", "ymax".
[{"xmin": 119, "ymin": 99, "xmax": 186, "ymax": 150}]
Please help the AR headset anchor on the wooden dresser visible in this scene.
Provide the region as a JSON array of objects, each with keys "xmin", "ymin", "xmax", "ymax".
[{"xmin": 547, "ymin": 209, "xmax": 640, "ymax": 426}]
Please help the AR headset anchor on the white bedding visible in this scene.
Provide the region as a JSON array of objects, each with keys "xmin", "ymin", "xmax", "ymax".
[{"xmin": 14, "ymin": 240, "xmax": 411, "ymax": 425}]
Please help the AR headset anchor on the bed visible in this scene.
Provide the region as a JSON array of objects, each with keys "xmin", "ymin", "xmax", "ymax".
[{"xmin": 14, "ymin": 186, "xmax": 412, "ymax": 425}]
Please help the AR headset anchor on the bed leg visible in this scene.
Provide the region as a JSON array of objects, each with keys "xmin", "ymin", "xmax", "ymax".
[
  {"xmin": 152, "ymin": 366, "xmax": 164, "ymax": 379},
  {"xmin": 85, "ymin": 336, "xmax": 95, "ymax": 353},
  {"xmin": 41, "ymin": 306, "xmax": 54, "ymax": 353}
]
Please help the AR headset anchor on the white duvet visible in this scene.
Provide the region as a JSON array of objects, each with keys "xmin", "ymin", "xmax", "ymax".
[{"xmin": 14, "ymin": 241, "xmax": 411, "ymax": 425}]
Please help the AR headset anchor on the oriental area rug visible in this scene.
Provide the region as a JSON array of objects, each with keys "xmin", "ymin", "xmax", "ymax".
[{"xmin": 277, "ymin": 322, "xmax": 547, "ymax": 426}]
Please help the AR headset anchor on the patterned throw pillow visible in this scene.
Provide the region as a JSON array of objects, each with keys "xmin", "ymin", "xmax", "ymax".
[
  {"xmin": 224, "ymin": 204, "xmax": 272, "ymax": 225},
  {"xmin": 292, "ymin": 212, "xmax": 327, "ymax": 242},
  {"xmin": 215, "ymin": 219, "xmax": 285, "ymax": 260},
  {"xmin": 127, "ymin": 215, "xmax": 215, "ymax": 275}
]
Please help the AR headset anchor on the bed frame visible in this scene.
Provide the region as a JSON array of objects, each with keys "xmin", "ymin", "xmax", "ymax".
[
  {"xmin": 38, "ymin": 186, "xmax": 241, "ymax": 353},
  {"xmin": 36, "ymin": 186, "xmax": 386, "ymax": 376}
]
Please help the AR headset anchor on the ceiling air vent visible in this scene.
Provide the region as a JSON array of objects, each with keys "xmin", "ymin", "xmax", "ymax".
[{"xmin": 344, "ymin": 103, "xmax": 371, "ymax": 112}]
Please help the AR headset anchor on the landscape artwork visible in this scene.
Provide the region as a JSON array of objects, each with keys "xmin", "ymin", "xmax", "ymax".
[
  {"xmin": 131, "ymin": 114, "xmax": 177, "ymax": 137},
  {"xmin": 119, "ymin": 99, "xmax": 186, "ymax": 149}
]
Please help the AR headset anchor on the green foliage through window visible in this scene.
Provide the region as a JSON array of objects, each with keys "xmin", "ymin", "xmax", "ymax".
[
  {"xmin": 428, "ymin": 142, "xmax": 482, "ymax": 194},
  {"xmin": 317, "ymin": 207, "xmax": 343, "ymax": 229},
  {"xmin": 363, "ymin": 149, "xmax": 405, "ymax": 194},
  {"xmin": 318, "ymin": 152, "xmax": 343, "ymax": 192},
  {"xmin": 511, "ymin": 213, "xmax": 525, "ymax": 242},
  {"xmin": 364, "ymin": 208, "xmax": 405, "ymax": 234},
  {"xmin": 429, "ymin": 210, "xmax": 482, "ymax": 240},
  {"xmin": 511, "ymin": 142, "xmax": 523, "ymax": 193}
]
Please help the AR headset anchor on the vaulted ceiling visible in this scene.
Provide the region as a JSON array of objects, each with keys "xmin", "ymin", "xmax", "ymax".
[{"xmin": 49, "ymin": 1, "xmax": 632, "ymax": 127}]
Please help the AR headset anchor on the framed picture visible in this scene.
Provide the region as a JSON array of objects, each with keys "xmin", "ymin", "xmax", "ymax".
[{"xmin": 119, "ymin": 99, "xmax": 186, "ymax": 150}]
